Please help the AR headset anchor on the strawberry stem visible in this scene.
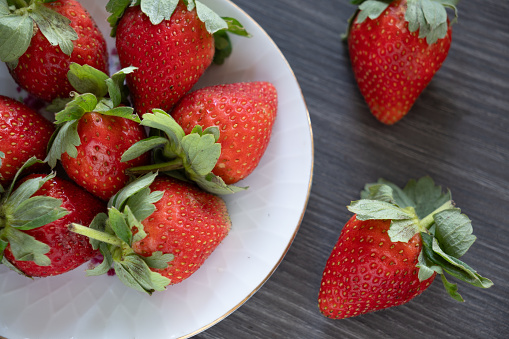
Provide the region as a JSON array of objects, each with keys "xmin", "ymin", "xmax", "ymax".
[
  {"xmin": 68, "ymin": 223, "xmax": 123, "ymax": 247},
  {"xmin": 419, "ymin": 201, "xmax": 456, "ymax": 230},
  {"xmin": 125, "ymin": 159, "xmax": 184, "ymax": 175}
]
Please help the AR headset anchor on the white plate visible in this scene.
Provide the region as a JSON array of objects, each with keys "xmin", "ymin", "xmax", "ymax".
[{"xmin": 0, "ymin": 0, "xmax": 313, "ymax": 338}]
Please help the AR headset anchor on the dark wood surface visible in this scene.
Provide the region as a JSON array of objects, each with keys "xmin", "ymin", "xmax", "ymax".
[{"xmin": 196, "ymin": 1, "xmax": 509, "ymax": 338}]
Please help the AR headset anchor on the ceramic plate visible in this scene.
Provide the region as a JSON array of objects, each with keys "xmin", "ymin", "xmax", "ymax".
[{"xmin": 0, "ymin": 0, "xmax": 313, "ymax": 338}]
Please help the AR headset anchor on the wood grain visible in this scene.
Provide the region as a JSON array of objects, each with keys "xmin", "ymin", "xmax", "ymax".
[{"xmin": 196, "ymin": 1, "xmax": 509, "ymax": 338}]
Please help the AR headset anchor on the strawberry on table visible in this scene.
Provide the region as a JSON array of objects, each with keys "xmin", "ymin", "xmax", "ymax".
[
  {"xmin": 46, "ymin": 64, "xmax": 150, "ymax": 200},
  {"xmin": 346, "ymin": 0, "xmax": 457, "ymax": 124},
  {"xmin": 121, "ymin": 81, "xmax": 278, "ymax": 194},
  {"xmin": 106, "ymin": 0, "xmax": 250, "ymax": 115},
  {"xmin": 0, "ymin": 158, "xmax": 106, "ymax": 277},
  {"xmin": 318, "ymin": 177, "xmax": 493, "ymax": 319},
  {"xmin": 0, "ymin": 0, "xmax": 109, "ymax": 102},
  {"xmin": 69, "ymin": 172, "xmax": 231, "ymax": 294},
  {"xmin": 0, "ymin": 95, "xmax": 54, "ymax": 186}
]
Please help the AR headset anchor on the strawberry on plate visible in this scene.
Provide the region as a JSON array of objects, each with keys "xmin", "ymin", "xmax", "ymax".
[
  {"xmin": 346, "ymin": 0, "xmax": 457, "ymax": 124},
  {"xmin": 0, "ymin": 0, "xmax": 109, "ymax": 102},
  {"xmin": 0, "ymin": 158, "xmax": 106, "ymax": 277},
  {"xmin": 106, "ymin": 0, "xmax": 250, "ymax": 115},
  {"xmin": 121, "ymin": 81, "xmax": 278, "ymax": 194},
  {"xmin": 46, "ymin": 64, "xmax": 150, "ymax": 200},
  {"xmin": 318, "ymin": 177, "xmax": 493, "ymax": 319},
  {"xmin": 69, "ymin": 172, "xmax": 231, "ymax": 294},
  {"xmin": 0, "ymin": 95, "xmax": 54, "ymax": 186}
]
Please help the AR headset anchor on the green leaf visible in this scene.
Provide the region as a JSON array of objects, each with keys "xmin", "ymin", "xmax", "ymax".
[
  {"xmin": 140, "ymin": 110, "xmax": 185, "ymax": 154},
  {"xmin": 181, "ymin": 133, "xmax": 221, "ymax": 176},
  {"xmin": 361, "ymin": 179, "xmax": 416, "ymax": 209},
  {"xmin": 54, "ymin": 93, "xmax": 98, "ymax": 124},
  {"xmin": 29, "ymin": 2, "xmax": 78, "ymax": 56},
  {"xmin": 388, "ymin": 218, "xmax": 421, "ymax": 243},
  {"xmin": 195, "ymin": 0, "xmax": 228, "ymax": 34},
  {"xmin": 433, "ymin": 208, "xmax": 476, "ymax": 258},
  {"xmin": 108, "ymin": 207, "xmax": 132, "ymax": 245},
  {"xmin": 141, "ymin": 250, "xmax": 173, "ymax": 269},
  {"xmin": 3, "ymin": 227, "xmax": 50, "ymax": 266},
  {"xmin": 114, "ymin": 254, "xmax": 170, "ymax": 294},
  {"xmin": 405, "ymin": 0, "xmax": 455, "ymax": 44},
  {"xmin": 6, "ymin": 173, "xmax": 56, "ymax": 210},
  {"xmin": 87, "ymin": 242, "xmax": 114, "ymax": 276},
  {"xmin": 125, "ymin": 187, "xmax": 163, "ymax": 222},
  {"xmin": 360, "ymin": 183, "xmax": 397, "ymax": 204},
  {"xmin": 45, "ymin": 120, "xmax": 80, "ymax": 168},
  {"xmin": 109, "ymin": 172, "xmax": 158, "ymax": 210},
  {"xmin": 417, "ymin": 250, "xmax": 441, "ymax": 281},
  {"xmin": 102, "ymin": 106, "xmax": 140, "ymax": 123},
  {"xmin": 106, "ymin": 0, "xmax": 136, "ymax": 36},
  {"xmin": 140, "ymin": 0, "xmax": 179, "ymax": 25},
  {"xmin": 440, "ymin": 273, "xmax": 464, "ymax": 302},
  {"xmin": 0, "ymin": 12, "xmax": 33, "ymax": 63},
  {"xmin": 106, "ymin": 66, "xmax": 137, "ymax": 106},
  {"xmin": 402, "ymin": 176, "xmax": 451, "ymax": 219},
  {"xmin": 88, "ymin": 212, "xmax": 109, "ymax": 250},
  {"xmin": 222, "ymin": 17, "xmax": 251, "ymax": 37},
  {"xmin": 356, "ymin": 0, "xmax": 391, "ymax": 23},
  {"xmin": 191, "ymin": 172, "xmax": 247, "ymax": 195},
  {"xmin": 67, "ymin": 63, "xmax": 109, "ymax": 97},
  {"xmin": 421, "ymin": 233, "xmax": 493, "ymax": 290},
  {"xmin": 10, "ymin": 197, "xmax": 68, "ymax": 231},
  {"xmin": 347, "ymin": 199, "xmax": 415, "ymax": 221},
  {"xmin": 121, "ymin": 136, "xmax": 168, "ymax": 162}
]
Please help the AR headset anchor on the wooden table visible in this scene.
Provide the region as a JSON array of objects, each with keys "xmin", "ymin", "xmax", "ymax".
[{"xmin": 196, "ymin": 1, "xmax": 509, "ymax": 338}]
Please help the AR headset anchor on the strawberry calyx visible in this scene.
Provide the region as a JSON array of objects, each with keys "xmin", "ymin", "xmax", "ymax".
[
  {"xmin": 346, "ymin": 0, "xmax": 459, "ymax": 44},
  {"xmin": 0, "ymin": 157, "xmax": 69, "ymax": 273},
  {"xmin": 45, "ymin": 64, "xmax": 140, "ymax": 169},
  {"xmin": 122, "ymin": 109, "xmax": 247, "ymax": 195},
  {"xmin": 348, "ymin": 176, "xmax": 493, "ymax": 301},
  {"xmin": 0, "ymin": 0, "xmax": 79, "ymax": 67},
  {"xmin": 68, "ymin": 172, "xmax": 173, "ymax": 294},
  {"xmin": 105, "ymin": 0, "xmax": 251, "ymax": 65}
]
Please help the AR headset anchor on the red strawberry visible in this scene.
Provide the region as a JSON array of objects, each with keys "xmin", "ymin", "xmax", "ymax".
[
  {"xmin": 318, "ymin": 177, "xmax": 493, "ymax": 319},
  {"xmin": 60, "ymin": 111, "xmax": 150, "ymax": 200},
  {"xmin": 1, "ymin": 161, "xmax": 106, "ymax": 277},
  {"xmin": 0, "ymin": 95, "xmax": 54, "ymax": 186},
  {"xmin": 46, "ymin": 65, "xmax": 151, "ymax": 201},
  {"xmin": 347, "ymin": 0, "xmax": 456, "ymax": 124},
  {"xmin": 171, "ymin": 82, "xmax": 278, "ymax": 184},
  {"xmin": 2, "ymin": 0, "xmax": 109, "ymax": 102},
  {"xmin": 121, "ymin": 82, "xmax": 278, "ymax": 194},
  {"xmin": 69, "ymin": 172, "xmax": 231, "ymax": 293},
  {"xmin": 107, "ymin": 0, "xmax": 250, "ymax": 115}
]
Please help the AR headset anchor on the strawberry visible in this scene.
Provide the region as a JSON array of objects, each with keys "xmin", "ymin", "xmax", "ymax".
[
  {"xmin": 69, "ymin": 172, "xmax": 231, "ymax": 294},
  {"xmin": 121, "ymin": 81, "xmax": 277, "ymax": 194},
  {"xmin": 0, "ymin": 95, "xmax": 54, "ymax": 186},
  {"xmin": 0, "ymin": 0, "xmax": 109, "ymax": 102},
  {"xmin": 46, "ymin": 64, "xmax": 150, "ymax": 200},
  {"xmin": 318, "ymin": 177, "xmax": 493, "ymax": 319},
  {"xmin": 0, "ymin": 158, "xmax": 106, "ymax": 277},
  {"xmin": 106, "ymin": 0, "xmax": 250, "ymax": 115},
  {"xmin": 346, "ymin": 0, "xmax": 457, "ymax": 124}
]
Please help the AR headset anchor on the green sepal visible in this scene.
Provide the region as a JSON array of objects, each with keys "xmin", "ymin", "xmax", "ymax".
[
  {"xmin": 440, "ymin": 272, "xmax": 464, "ymax": 302},
  {"xmin": 68, "ymin": 173, "xmax": 173, "ymax": 294},
  {"xmin": 213, "ymin": 16, "xmax": 251, "ymax": 65},
  {"xmin": 67, "ymin": 63, "xmax": 110, "ymax": 98},
  {"xmin": 10, "ymin": 196, "xmax": 68, "ymax": 230},
  {"xmin": 123, "ymin": 110, "xmax": 247, "ymax": 195},
  {"xmin": 0, "ymin": 0, "xmax": 79, "ymax": 64},
  {"xmin": 421, "ymin": 232, "xmax": 493, "ymax": 290},
  {"xmin": 352, "ymin": 176, "xmax": 493, "ymax": 301},
  {"xmin": 355, "ymin": 0, "xmax": 392, "ymax": 24},
  {"xmin": 1, "ymin": 226, "xmax": 51, "ymax": 266}
]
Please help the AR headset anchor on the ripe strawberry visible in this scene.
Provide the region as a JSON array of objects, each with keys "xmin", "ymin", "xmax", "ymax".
[
  {"xmin": 318, "ymin": 177, "xmax": 493, "ymax": 319},
  {"xmin": 46, "ymin": 64, "xmax": 150, "ymax": 201},
  {"xmin": 346, "ymin": 0, "xmax": 457, "ymax": 124},
  {"xmin": 121, "ymin": 82, "xmax": 277, "ymax": 194},
  {"xmin": 172, "ymin": 82, "xmax": 278, "ymax": 184},
  {"xmin": 106, "ymin": 0, "xmax": 250, "ymax": 115},
  {"xmin": 69, "ymin": 172, "xmax": 231, "ymax": 294},
  {"xmin": 0, "ymin": 95, "xmax": 54, "ymax": 186},
  {"xmin": 0, "ymin": 159, "xmax": 106, "ymax": 277},
  {"xmin": 1, "ymin": 0, "xmax": 109, "ymax": 102}
]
